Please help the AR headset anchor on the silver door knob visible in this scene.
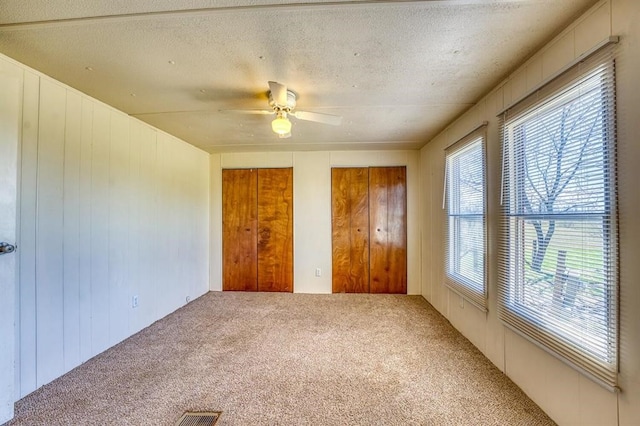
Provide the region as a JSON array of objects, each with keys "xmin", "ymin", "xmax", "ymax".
[{"xmin": 0, "ymin": 242, "xmax": 16, "ymax": 255}]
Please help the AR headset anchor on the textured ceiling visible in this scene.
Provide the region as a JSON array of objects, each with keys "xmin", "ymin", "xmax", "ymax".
[{"xmin": 0, "ymin": 0, "xmax": 597, "ymax": 153}]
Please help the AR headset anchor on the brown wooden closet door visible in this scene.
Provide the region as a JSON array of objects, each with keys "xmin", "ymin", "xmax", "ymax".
[
  {"xmin": 331, "ymin": 168, "xmax": 370, "ymax": 293},
  {"xmin": 222, "ymin": 169, "xmax": 258, "ymax": 291},
  {"xmin": 369, "ymin": 167, "xmax": 407, "ymax": 294},
  {"xmin": 257, "ymin": 168, "xmax": 293, "ymax": 292}
]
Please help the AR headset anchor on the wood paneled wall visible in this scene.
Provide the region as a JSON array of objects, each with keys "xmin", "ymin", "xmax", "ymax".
[
  {"xmin": 331, "ymin": 166, "xmax": 406, "ymax": 294},
  {"xmin": 0, "ymin": 56, "xmax": 22, "ymax": 424},
  {"xmin": 418, "ymin": 3, "xmax": 639, "ymax": 424},
  {"xmin": 17, "ymin": 71, "xmax": 210, "ymax": 398}
]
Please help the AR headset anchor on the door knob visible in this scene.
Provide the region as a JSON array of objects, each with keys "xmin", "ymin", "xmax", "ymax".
[{"xmin": 0, "ymin": 242, "xmax": 16, "ymax": 255}]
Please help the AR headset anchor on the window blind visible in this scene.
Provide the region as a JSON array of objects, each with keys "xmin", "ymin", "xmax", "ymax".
[
  {"xmin": 498, "ymin": 41, "xmax": 619, "ymax": 391},
  {"xmin": 444, "ymin": 125, "xmax": 487, "ymax": 310}
]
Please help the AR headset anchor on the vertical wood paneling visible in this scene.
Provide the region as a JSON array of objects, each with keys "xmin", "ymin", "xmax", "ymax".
[
  {"xmin": 369, "ymin": 167, "xmax": 407, "ymax": 294},
  {"xmin": 154, "ymin": 134, "xmax": 171, "ymax": 313},
  {"xmin": 0, "ymin": 58, "xmax": 22, "ymax": 422},
  {"xmin": 292, "ymin": 152, "xmax": 332, "ymax": 294},
  {"xmin": 195, "ymin": 151, "xmax": 210, "ymax": 297},
  {"xmin": 331, "ymin": 168, "xmax": 370, "ymax": 293},
  {"xmin": 420, "ymin": 148, "xmax": 431, "ymax": 300},
  {"xmin": 18, "ymin": 71, "xmax": 39, "ymax": 396},
  {"xmin": 541, "ymin": 32, "xmax": 574, "ymax": 80},
  {"xmin": 187, "ymin": 145, "xmax": 210, "ymax": 300},
  {"xmin": 415, "ymin": 4, "xmax": 626, "ymax": 424},
  {"xmin": 432, "ymin": 146, "xmax": 447, "ymax": 313},
  {"xmin": 13, "ymin": 68, "xmax": 210, "ymax": 401},
  {"xmin": 257, "ymin": 168, "xmax": 293, "ymax": 292},
  {"xmin": 222, "ymin": 169, "xmax": 258, "ymax": 291},
  {"xmin": 155, "ymin": 134, "xmax": 182, "ymax": 313},
  {"xmin": 137, "ymin": 125, "xmax": 157, "ymax": 328},
  {"xmin": 162, "ymin": 136, "xmax": 176, "ymax": 308},
  {"xmin": 172, "ymin": 139, "xmax": 189, "ymax": 303},
  {"xmin": 575, "ymin": 2, "xmax": 611, "ymax": 57},
  {"xmin": 108, "ymin": 112, "xmax": 130, "ymax": 345},
  {"xmin": 62, "ymin": 91, "xmax": 82, "ymax": 371},
  {"xmin": 174, "ymin": 142, "xmax": 189, "ymax": 300},
  {"xmin": 210, "ymin": 155, "xmax": 222, "ymax": 291},
  {"xmin": 90, "ymin": 103, "xmax": 111, "ymax": 355},
  {"xmin": 172, "ymin": 138, "xmax": 189, "ymax": 300},
  {"xmin": 78, "ymin": 98, "xmax": 93, "ymax": 363},
  {"xmin": 35, "ymin": 79, "xmax": 66, "ymax": 386},
  {"xmin": 127, "ymin": 120, "xmax": 142, "ymax": 334}
]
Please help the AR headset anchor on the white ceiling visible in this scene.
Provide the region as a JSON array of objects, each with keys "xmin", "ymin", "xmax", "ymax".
[{"xmin": 0, "ymin": 0, "xmax": 596, "ymax": 153}]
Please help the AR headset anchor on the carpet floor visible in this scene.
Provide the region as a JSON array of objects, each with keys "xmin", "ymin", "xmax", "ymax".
[{"xmin": 5, "ymin": 292, "xmax": 555, "ymax": 425}]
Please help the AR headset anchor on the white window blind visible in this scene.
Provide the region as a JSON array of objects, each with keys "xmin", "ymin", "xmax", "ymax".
[
  {"xmin": 444, "ymin": 126, "xmax": 487, "ymax": 310},
  {"xmin": 498, "ymin": 42, "xmax": 618, "ymax": 390}
]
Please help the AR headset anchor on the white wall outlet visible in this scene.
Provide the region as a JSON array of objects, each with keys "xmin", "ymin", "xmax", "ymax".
[
  {"xmin": 315, "ymin": 268, "xmax": 322, "ymax": 277},
  {"xmin": 132, "ymin": 295, "xmax": 139, "ymax": 308},
  {"xmin": 186, "ymin": 296, "xmax": 191, "ymax": 303}
]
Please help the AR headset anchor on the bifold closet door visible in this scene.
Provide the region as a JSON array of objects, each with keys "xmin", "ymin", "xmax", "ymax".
[
  {"xmin": 369, "ymin": 167, "xmax": 407, "ymax": 294},
  {"xmin": 222, "ymin": 168, "xmax": 293, "ymax": 292},
  {"xmin": 257, "ymin": 168, "xmax": 293, "ymax": 292},
  {"xmin": 331, "ymin": 168, "xmax": 370, "ymax": 293},
  {"xmin": 331, "ymin": 166, "xmax": 406, "ymax": 294},
  {"xmin": 222, "ymin": 169, "xmax": 258, "ymax": 291}
]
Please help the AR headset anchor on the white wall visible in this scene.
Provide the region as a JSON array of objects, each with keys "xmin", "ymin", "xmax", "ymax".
[
  {"xmin": 0, "ymin": 56, "xmax": 22, "ymax": 425},
  {"xmin": 6, "ymin": 54, "xmax": 210, "ymax": 400},
  {"xmin": 420, "ymin": 1, "xmax": 640, "ymax": 424},
  {"xmin": 210, "ymin": 150, "xmax": 420, "ymax": 294}
]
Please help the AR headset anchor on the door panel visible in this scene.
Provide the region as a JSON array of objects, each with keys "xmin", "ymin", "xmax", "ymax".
[
  {"xmin": 332, "ymin": 168, "xmax": 369, "ymax": 293},
  {"xmin": 257, "ymin": 168, "xmax": 293, "ymax": 292},
  {"xmin": 331, "ymin": 168, "xmax": 351, "ymax": 292},
  {"xmin": 222, "ymin": 169, "xmax": 258, "ymax": 291},
  {"xmin": 369, "ymin": 167, "xmax": 407, "ymax": 294}
]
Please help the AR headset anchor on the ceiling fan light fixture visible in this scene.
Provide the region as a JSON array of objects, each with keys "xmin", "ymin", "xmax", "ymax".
[
  {"xmin": 271, "ymin": 112, "xmax": 292, "ymax": 135},
  {"xmin": 223, "ymin": 81, "xmax": 341, "ymax": 137}
]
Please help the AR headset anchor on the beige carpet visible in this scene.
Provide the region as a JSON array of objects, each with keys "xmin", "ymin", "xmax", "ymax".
[{"xmin": 5, "ymin": 292, "xmax": 555, "ymax": 425}]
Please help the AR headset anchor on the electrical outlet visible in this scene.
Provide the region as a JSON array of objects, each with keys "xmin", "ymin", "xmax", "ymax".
[
  {"xmin": 186, "ymin": 296, "xmax": 191, "ymax": 303},
  {"xmin": 132, "ymin": 295, "xmax": 139, "ymax": 308},
  {"xmin": 315, "ymin": 268, "xmax": 322, "ymax": 277}
]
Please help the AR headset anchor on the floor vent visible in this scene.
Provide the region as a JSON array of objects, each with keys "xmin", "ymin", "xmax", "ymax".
[{"xmin": 175, "ymin": 411, "xmax": 221, "ymax": 426}]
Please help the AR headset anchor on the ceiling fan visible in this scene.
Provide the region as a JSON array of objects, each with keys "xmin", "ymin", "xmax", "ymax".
[{"xmin": 223, "ymin": 81, "xmax": 342, "ymax": 138}]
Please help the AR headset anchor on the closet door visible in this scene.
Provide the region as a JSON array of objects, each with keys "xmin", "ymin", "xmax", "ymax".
[
  {"xmin": 257, "ymin": 168, "xmax": 293, "ymax": 292},
  {"xmin": 369, "ymin": 167, "xmax": 407, "ymax": 294},
  {"xmin": 222, "ymin": 169, "xmax": 258, "ymax": 291},
  {"xmin": 331, "ymin": 168, "xmax": 369, "ymax": 293}
]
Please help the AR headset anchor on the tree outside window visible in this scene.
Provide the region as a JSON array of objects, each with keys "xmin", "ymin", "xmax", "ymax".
[{"xmin": 505, "ymin": 67, "xmax": 616, "ymax": 363}]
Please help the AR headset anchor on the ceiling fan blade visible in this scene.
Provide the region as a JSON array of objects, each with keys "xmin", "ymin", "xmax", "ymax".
[
  {"xmin": 268, "ymin": 81, "xmax": 288, "ymax": 106},
  {"xmin": 278, "ymin": 132, "xmax": 292, "ymax": 139},
  {"xmin": 293, "ymin": 110, "xmax": 343, "ymax": 126},
  {"xmin": 219, "ymin": 109, "xmax": 274, "ymax": 115}
]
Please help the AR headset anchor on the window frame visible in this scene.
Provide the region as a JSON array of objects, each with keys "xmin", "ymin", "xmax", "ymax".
[
  {"xmin": 498, "ymin": 43, "xmax": 619, "ymax": 390},
  {"xmin": 444, "ymin": 125, "xmax": 488, "ymax": 311}
]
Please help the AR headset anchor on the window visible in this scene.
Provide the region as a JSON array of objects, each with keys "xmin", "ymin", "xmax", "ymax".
[
  {"xmin": 445, "ymin": 127, "xmax": 487, "ymax": 310},
  {"xmin": 498, "ymin": 45, "xmax": 618, "ymax": 389}
]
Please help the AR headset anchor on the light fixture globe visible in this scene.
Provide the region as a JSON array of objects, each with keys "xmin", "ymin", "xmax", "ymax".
[{"xmin": 271, "ymin": 112, "xmax": 292, "ymax": 135}]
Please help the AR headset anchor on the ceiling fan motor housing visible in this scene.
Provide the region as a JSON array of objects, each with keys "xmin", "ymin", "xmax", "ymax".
[{"xmin": 268, "ymin": 89, "xmax": 297, "ymax": 111}]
